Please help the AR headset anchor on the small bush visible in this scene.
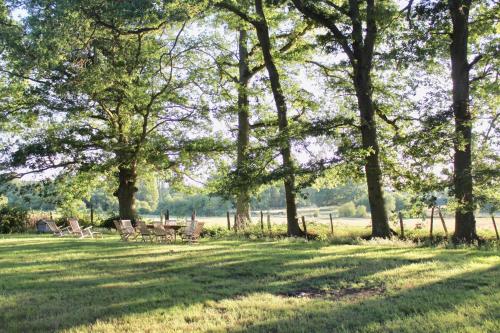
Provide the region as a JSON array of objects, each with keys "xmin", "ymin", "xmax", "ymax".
[
  {"xmin": 338, "ymin": 202, "xmax": 356, "ymax": 217},
  {"xmin": 101, "ymin": 215, "xmax": 121, "ymax": 229},
  {"xmin": 355, "ymin": 205, "xmax": 368, "ymax": 218},
  {"xmin": 0, "ymin": 205, "xmax": 29, "ymax": 233},
  {"xmin": 55, "ymin": 216, "xmax": 92, "ymax": 229},
  {"xmin": 98, "ymin": 215, "xmax": 142, "ymax": 229},
  {"xmin": 201, "ymin": 226, "xmax": 231, "ymax": 238}
]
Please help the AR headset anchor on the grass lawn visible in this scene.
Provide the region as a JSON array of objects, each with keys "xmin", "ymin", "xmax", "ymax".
[{"xmin": 0, "ymin": 235, "xmax": 498, "ymax": 333}]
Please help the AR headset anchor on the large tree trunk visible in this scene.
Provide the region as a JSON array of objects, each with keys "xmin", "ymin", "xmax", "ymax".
[
  {"xmin": 291, "ymin": 0, "xmax": 390, "ymax": 238},
  {"xmin": 353, "ymin": 67, "xmax": 391, "ymax": 238},
  {"xmin": 449, "ymin": 0, "xmax": 476, "ymax": 242},
  {"xmin": 254, "ymin": 0, "xmax": 303, "ymax": 236},
  {"xmin": 114, "ymin": 164, "xmax": 138, "ymax": 221},
  {"xmin": 235, "ymin": 29, "xmax": 252, "ymax": 227}
]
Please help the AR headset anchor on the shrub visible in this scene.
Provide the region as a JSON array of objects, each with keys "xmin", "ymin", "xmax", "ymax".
[
  {"xmin": 101, "ymin": 215, "xmax": 121, "ymax": 229},
  {"xmin": 355, "ymin": 205, "xmax": 367, "ymax": 218},
  {"xmin": 55, "ymin": 215, "xmax": 93, "ymax": 229},
  {"xmin": 201, "ymin": 226, "xmax": 231, "ymax": 238},
  {"xmin": 99, "ymin": 215, "xmax": 142, "ymax": 229},
  {"xmin": 338, "ymin": 202, "xmax": 356, "ymax": 217},
  {"xmin": 0, "ymin": 205, "xmax": 29, "ymax": 233}
]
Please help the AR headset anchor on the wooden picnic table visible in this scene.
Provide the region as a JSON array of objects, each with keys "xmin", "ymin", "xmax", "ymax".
[{"xmin": 147, "ymin": 222, "xmax": 187, "ymax": 242}]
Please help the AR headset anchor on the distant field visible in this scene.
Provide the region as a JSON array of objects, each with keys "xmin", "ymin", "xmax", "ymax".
[{"xmin": 145, "ymin": 213, "xmax": 499, "ymax": 233}]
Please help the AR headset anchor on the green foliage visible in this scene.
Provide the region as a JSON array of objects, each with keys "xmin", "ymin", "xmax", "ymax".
[
  {"xmin": 101, "ymin": 215, "xmax": 121, "ymax": 230},
  {"xmin": 0, "ymin": 0, "xmax": 220, "ymax": 219},
  {"xmin": 0, "ymin": 0, "xmax": 498, "ymax": 236},
  {"xmin": 0, "ymin": 205, "xmax": 28, "ymax": 233},
  {"xmin": 200, "ymin": 225, "xmax": 231, "ymax": 238},
  {"xmin": 355, "ymin": 205, "xmax": 368, "ymax": 218},
  {"xmin": 385, "ymin": 194, "xmax": 396, "ymax": 214},
  {"xmin": 338, "ymin": 201, "xmax": 356, "ymax": 217},
  {"xmin": 54, "ymin": 215, "xmax": 91, "ymax": 229},
  {"xmin": 136, "ymin": 177, "xmax": 159, "ymax": 213},
  {"xmin": 303, "ymin": 182, "xmax": 366, "ymax": 207},
  {"xmin": 158, "ymin": 193, "xmax": 232, "ymax": 217}
]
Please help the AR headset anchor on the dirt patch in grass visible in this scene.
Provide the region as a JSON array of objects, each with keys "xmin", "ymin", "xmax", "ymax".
[{"xmin": 279, "ymin": 286, "xmax": 386, "ymax": 300}]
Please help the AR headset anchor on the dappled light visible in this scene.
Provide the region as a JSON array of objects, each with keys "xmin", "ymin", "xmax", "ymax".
[
  {"xmin": 0, "ymin": 236, "xmax": 498, "ymax": 332},
  {"xmin": 0, "ymin": 0, "xmax": 499, "ymax": 331}
]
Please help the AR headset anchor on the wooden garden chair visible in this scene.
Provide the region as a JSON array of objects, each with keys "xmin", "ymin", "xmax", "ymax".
[
  {"xmin": 68, "ymin": 218, "xmax": 102, "ymax": 239},
  {"xmin": 114, "ymin": 220, "xmax": 131, "ymax": 241},
  {"xmin": 120, "ymin": 219, "xmax": 138, "ymax": 240},
  {"xmin": 182, "ymin": 221, "xmax": 204, "ymax": 244},
  {"xmin": 136, "ymin": 221, "xmax": 154, "ymax": 242},
  {"xmin": 152, "ymin": 224, "xmax": 174, "ymax": 243},
  {"xmin": 45, "ymin": 221, "xmax": 70, "ymax": 237},
  {"xmin": 182, "ymin": 220, "xmax": 196, "ymax": 237}
]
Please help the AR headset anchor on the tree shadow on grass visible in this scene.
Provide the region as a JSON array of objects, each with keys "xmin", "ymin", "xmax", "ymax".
[
  {"xmin": 0, "ymin": 238, "xmax": 498, "ymax": 332},
  {"xmin": 226, "ymin": 265, "xmax": 500, "ymax": 333}
]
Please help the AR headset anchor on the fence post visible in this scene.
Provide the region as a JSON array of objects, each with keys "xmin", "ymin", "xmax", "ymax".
[
  {"xmin": 191, "ymin": 210, "xmax": 196, "ymax": 221},
  {"xmin": 226, "ymin": 211, "xmax": 231, "ymax": 230},
  {"xmin": 301, "ymin": 216, "xmax": 308, "ymax": 241},
  {"xmin": 267, "ymin": 213, "xmax": 271, "ymax": 233},
  {"xmin": 260, "ymin": 211, "xmax": 264, "ymax": 232},
  {"xmin": 437, "ymin": 207, "xmax": 448, "ymax": 237},
  {"xmin": 492, "ymin": 216, "xmax": 499, "ymax": 240},
  {"xmin": 398, "ymin": 211, "xmax": 404, "ymax": 238},
  {"xmin": 430, "ymin": 206, "xmax": 435, "ymax": 239},
  {"xmin": 166, "ymin": 209, "xmax": 169, "ymax": 221},
  {"xmin": 329, "ymin": 213, "xmax": 334, "ymax": 236},
  {"xmin": 90, "ymin": 203, "xmax": 94, "ymax": 225}
]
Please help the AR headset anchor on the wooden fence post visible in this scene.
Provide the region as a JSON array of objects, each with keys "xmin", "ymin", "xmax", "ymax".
[
  {"xmin": 430, "ymin": 206, "xmax": 435, "ymax": 239},
  {"xmin": 90, "ymin": 203, "xmax": 94, "ymax": 225},
  {"xmin": 398, "ymin": 211, "xmax": 404, "ymax": 238},
  {"xmin": 166, "ymin": 209, "xmax": 170, "ymax": 221},
  {"xmin": 260, "ymin": 211, "xmax": 264, "ymax": 232},
  {"xmin": 437, "ymin": 207, "xmax": 448, "ymax": 237},
  {"xmin": 226, "ymin": 211, "xmax": 231, "ymax": 230},
  {"xmin": 301, "ymin": 216, "xmax": 308, "ymax": 241},
  {"xmin": 191, "ymin": 210, "xmax": 196, "ymax": 221},
  {"xmin": 329, "ymin": 213, "xmax": 334, "ymax": 236},
  {"xmin": 267, "ymin": 213, "xmax": 271, "ymax": 233},
  {"xmin": 492, "ymin": 216, "xmax": 499, "ymax": 240}
]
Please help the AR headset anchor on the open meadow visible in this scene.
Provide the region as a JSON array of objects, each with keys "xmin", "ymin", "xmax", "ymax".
[{"xmin": 143, "ymin": 213, "xmax": 500, "ymax": 240}]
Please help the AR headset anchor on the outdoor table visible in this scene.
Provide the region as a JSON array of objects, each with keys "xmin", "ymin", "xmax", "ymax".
[
  {"xmin": 147, "ymin": 222, "xmax": 186, "ymax": 242},
  {"xmin": 164, "ymin": 224, "xmax": 185, "ymax": 241}
]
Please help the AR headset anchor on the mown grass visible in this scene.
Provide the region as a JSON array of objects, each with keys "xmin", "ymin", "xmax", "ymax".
[{"xmin": 0, "ymin": 235, "xmax": 499, "ymax": 333}]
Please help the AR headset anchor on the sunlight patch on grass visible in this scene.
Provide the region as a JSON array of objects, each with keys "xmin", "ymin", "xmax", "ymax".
[{"xmin": 0, "ymin": 235, "xmax": 498, "ymax": 333}]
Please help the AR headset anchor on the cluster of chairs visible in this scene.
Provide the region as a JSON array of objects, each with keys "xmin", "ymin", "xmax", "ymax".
[
  {"xmin": 113, "ymin": 219, "xmax": 204, "ymax": 244},
  {"xmin": 45, "ymin": 218, "xmax": 102, "ymax": 239}
]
